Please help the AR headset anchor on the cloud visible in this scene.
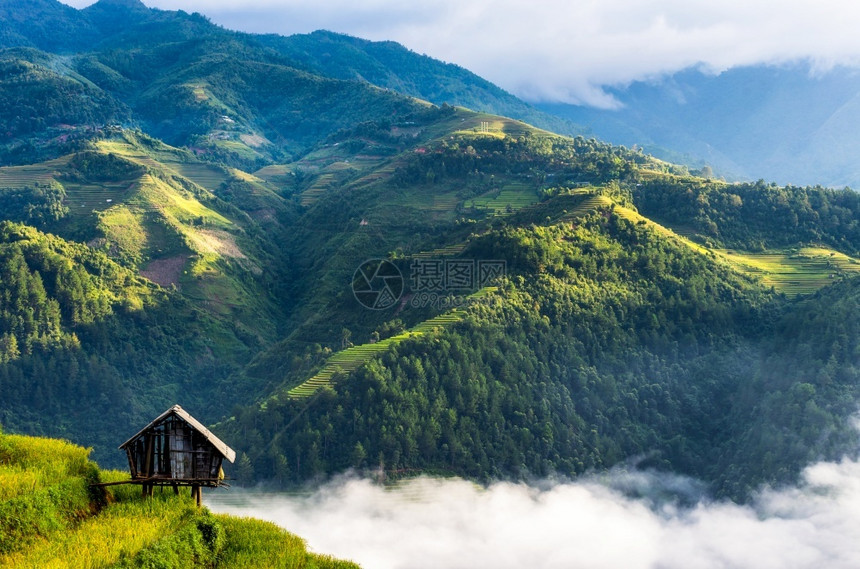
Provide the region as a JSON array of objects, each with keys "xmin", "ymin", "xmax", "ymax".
[
  {"xmin": 58, "ymin": 0, "xmax": 860, "ymax": 108},
  {"xmin": 205, "ymin": 458, "xmax": 860, "ymax": 569}
]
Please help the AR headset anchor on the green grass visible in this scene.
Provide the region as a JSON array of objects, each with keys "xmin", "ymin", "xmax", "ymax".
[
  {"xmin": 97, "ymin": 205, "xmax": 148, "ymax": 262},
  {"xmin": 1, "ymin": 490, "xmax": 194, "ymax": 568},
  {"xmin": 286, "ymin": 288, "xmax": 497, "ymax": 399},
  {"xmin": 216, "ymin": 515, "xmax": 359, "ymax": 569},
  {"xmin": 0, "ymin": 433, "xmax": 98, "ymax": 558},
  {"xmin": 0, "ymin": 432, "xmax": 361, "ymax": 568}
]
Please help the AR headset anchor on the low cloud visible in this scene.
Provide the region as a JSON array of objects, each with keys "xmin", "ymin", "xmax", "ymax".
[
  {"xmin": 61, "ymin": 0, "xmax": 860, "ymax": 107},
  {"xmin": 205, "ymin": 458, "xmax": 860, "ymax": 569}
]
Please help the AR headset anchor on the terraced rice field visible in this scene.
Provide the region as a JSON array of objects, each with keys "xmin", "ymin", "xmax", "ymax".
[
  {"xmin": 95, "ymin": 141, "xmax": 165, "ymax": 170},
  {"xmin": 63, "ymin": 181, "xmax": 135, "ymax": 215},
  {"xmin": 287, "ymin": 288, "xmax": 497, "ymax": 399},
  {"xmin": 452, "ymin": 113, "xmax": 545, "ymax": 139},
  {"xmin": 343, "ymin": 156, "xmax": 408, "ymax": 190},
  {"xmin": 413, "ymin": 243, "xmax": 467, "ymax": 259},
  {"xmin": 168, "ymin": 162, "xmax": 229, "ymax": 191},
  {"xmin": 430, "ymin": 193, "xmax": 461, "ymax": 212},
  {"xmin": 465, "ymin": 182, "xmax": 538, "ymax": 215},
  {"xmin": 300, "ymin": 173, "xmax": 337, "ymax": 206},
  {"xmin": 715, "ymin": 247, "xmax": 860, "ymax": 295},
  {"xmin": 254, "ymin": 164, "xmax": 294, "ymax": 186},
  {"xmin": 0, "ymin": 158, "xmax": 67, "ymax": 186},
  {"xmin": 562, "ymin": 194, "xmax": 613, "ymax": 218}
]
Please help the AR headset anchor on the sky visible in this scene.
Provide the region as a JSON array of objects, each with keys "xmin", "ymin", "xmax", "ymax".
[
  {"xmin": 60, "ymin": 0, "xmax": 860, "ymax": 107},
  {"xmin": 205, "ymin": 457, "xmax": 860, "ymax": 569}
]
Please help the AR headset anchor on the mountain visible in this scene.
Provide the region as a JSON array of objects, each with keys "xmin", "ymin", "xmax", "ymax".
[
  {"xmin": 0, "ymin": 0, "xmax": 587, "ymax": 141},
  {"xmin": 537, "ymin": 63, "xmax": 860, "ymax": 188},
  {"xmin": 0, "ymin": 0, "xmax": 98, "ymax": 51},
  {"xmin": 253, "ymin": 30, "xmax": 589, "ymax": 138},
  {"xmin": 0, "ymin": 0, "xmax": 860, "ymax": 507}
]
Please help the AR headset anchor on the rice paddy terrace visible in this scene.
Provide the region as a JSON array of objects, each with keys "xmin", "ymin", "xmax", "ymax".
[
  {"xmin": 0, "ymin": 158, "xmax": 67, "ymax": 185},
  {"xmin": 464, "ymin": 181, "xmax": 539, "ymax": 215},
  {"xmin": 286, "ymin": 287, "xmax": 498, "ymax": 399},
  {"xmin": 714, "ymin": 247, "xmax": 860, "ymax": 296},
  {"xmin": 0, "ymin": 433, "xmax": 196, "ymax": 567},
  {"xmin": 0, "ymin": 432, "xmax": 358, "ymax": 568},
  {"xmin": 538, "ymin": 189, "xmax": 859, "ymax": 296}
]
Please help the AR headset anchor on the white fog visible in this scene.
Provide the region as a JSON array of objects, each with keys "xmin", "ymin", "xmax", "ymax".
[{"xmin": 205, "ymin": 457, "xmax": 860, "ymax": 569}]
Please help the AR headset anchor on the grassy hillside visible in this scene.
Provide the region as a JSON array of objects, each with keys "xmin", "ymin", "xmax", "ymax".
[{"xmin": 0, "ymin": 430, "xmax": 359, "ymax": 568}]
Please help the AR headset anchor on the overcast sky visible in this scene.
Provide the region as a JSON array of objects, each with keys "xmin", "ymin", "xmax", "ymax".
[{"xmin": 60, "ymin": 0, "xmax": 860, "ymax": 108}]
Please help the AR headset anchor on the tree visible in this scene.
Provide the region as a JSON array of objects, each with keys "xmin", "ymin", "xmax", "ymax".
[
  {"xmin": 234, "ymin": 452, "xmax": 255, "ymax": 486},
  {"xmin": 350, "ymin": 442, "xmax": 367, "ymax": 468}
]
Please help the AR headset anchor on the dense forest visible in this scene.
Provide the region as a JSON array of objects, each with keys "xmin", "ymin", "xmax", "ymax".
[
  {"xmin": 634, "ymin": 177, "xmax": 860, "ymax": 254},
  {"xmin": 0, "ymin": 0, "xmax": 860, "ymax": 510},
  {"xmin": 222, "ymin": 207, "xmax": 860, "ymax": 500}
]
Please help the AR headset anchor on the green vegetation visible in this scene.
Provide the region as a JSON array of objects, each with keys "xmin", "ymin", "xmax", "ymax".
[
  {"xmin": 714, "ymin": 247, "xmax": 860, "ymax": 295},
  {"xmin": 3, "ymin": 0, "xmax": 860, "ymax": 519},
  {"xmin": 216, "ymin": 515, "xmax": 359, "ymax": 569},
  {"xmin": 633, "ymin": 176, "xmax": 860, "ymax": 254},
  {"xmin": 0, "ymin": 220, "xmax": 269, "ymax": 468},
  {"xmin": 287, "ymin": 293, "xmax": 493, "ymax": 399},
  {"xmin": 259, "ymin": 30, "xmax": 588, "ymax": 139},
  {"xmin": 0, "ymin": 431, "xmax": 359, "ymax": 568}
]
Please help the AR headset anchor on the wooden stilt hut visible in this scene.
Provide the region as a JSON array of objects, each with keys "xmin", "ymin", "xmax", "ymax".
[{"xmin": 117, "ymin": 404, "xmax": 236, "ymax": 506}]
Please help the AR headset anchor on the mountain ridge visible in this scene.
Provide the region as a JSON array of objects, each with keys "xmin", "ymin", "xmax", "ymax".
[{"xmin": 538, "ymin": 63, "xmax": 860, "ymax": 187}]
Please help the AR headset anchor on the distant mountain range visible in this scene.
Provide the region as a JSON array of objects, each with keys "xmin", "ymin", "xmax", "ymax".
[
  {"xmin": 0, "ymin": 0, "xmax": 585, "ymax": 139},
  {"xmin": 6, "ymin": 0, "xmax": 860, "ymax": 188},
  {"xmin": 538, "ymin": 64, "xmax": 860, "ymax": 188}
]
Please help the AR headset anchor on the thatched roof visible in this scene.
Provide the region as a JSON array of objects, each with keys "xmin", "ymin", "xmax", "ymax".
[{"xmin": 119, "ymin": 404, "xmax": 236, "ymax": 463}]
